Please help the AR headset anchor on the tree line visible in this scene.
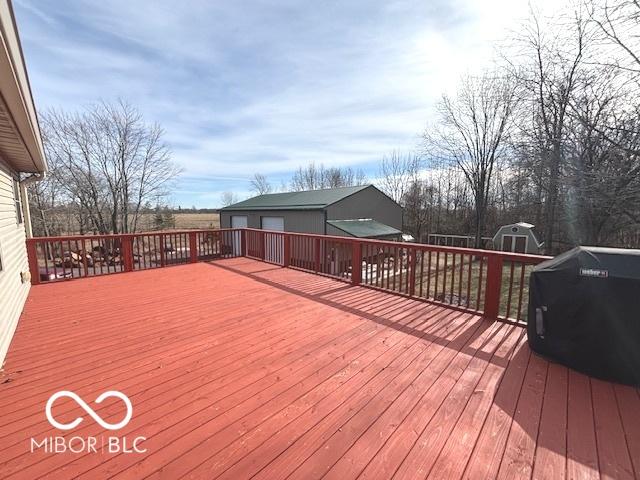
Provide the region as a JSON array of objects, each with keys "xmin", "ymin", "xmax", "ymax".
[
  {"xmin": 247, "ymin": 1, "xmax": 640, "ymax": 253},
  {"xmin": 28, "ymin": 100, "xmax": 180, "ymax": 236}
]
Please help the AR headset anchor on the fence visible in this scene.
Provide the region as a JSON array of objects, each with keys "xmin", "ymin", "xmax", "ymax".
[{"xmin": 27, "ymin": 228, "xmax": 550, "ymax": 324}]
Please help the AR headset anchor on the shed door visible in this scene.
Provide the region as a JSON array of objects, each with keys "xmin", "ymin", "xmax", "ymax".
[
  {"xmin": 502, "ymin": 235, "xmax": 513, "ymax": 252},
  {"xmin": 261, "ymin": 216, "xmax": 284, "ymax": 264},
  {"xmin": 514, "ymin": 236, "xmax": 527, "ymax": 253},
  {"xmin": 502, "ymin": 235, "xmax": 527, "ymax": 253}
]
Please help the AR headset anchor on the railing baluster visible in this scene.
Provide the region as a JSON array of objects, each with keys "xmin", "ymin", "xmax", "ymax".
[
  {"xmin": 450, "ymin": 252, "xmax": 456, "ymax": 303},
  {"xmin": 466, "ymin": 253, "xmax": 472, "ymax": 308},
  {"xmin": 392, "ymin": 246, "xmax": 397, "ymax": 292},
  {"xmin": 424, "ymin": 251, "xmax": 430, "ymax": 298},
  {"xmin": 458, "ymin": 252, "xmax": 463, "ymax": 305},
  {"xmin": 476, "ymin": 256, "xmax": 484, "ymax": 311},
  {"xmin": 442, "ymin": 252, "xmax": 448, "ymax": 302},
  {"xmin": 59, "ymin": 241, "xmax": 66, "ymax": 279},
  {"xmin": 505, "ymin": 260, "xmax": 515, "ymax": 319},
  {"xmin": 419, "ymin": 250, "xmax": 424, "ymax": 297},
  {"xmin": 434, "ymin": 251, "xmax": 440, "ymax": 300},
  {"xmin": 44, "ymin": 240, "xmax": 51, "ymax": 279},
  {"xmin": 516, "ymin": 263, "xmax": 526, "ymax": 322}
]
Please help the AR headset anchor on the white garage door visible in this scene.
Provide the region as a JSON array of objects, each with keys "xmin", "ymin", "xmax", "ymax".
[
  {"xmin": 231, "ymin": 215, "xmax": 248, "ymax": 228},
  {"xmin": 230, "ymin": 216, "xmax": 247, "ymax": 255},
  {"xmin": 261, "ymin": 216, "xmax": 284, "ymax": 231},
  {"xmin": 261, "ymin": 216, "xmax": 284, "ymax": 264}
]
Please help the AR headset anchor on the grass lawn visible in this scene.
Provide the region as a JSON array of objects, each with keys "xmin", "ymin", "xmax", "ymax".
[{"xmin": 366, "ymin": 251, "xmax": 535, "ymax": 323}]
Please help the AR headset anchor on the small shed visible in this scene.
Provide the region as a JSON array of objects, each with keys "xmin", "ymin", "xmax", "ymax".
[{"xmin": 493, "ymin": 222, "xmax": 543, "ymax": 254}]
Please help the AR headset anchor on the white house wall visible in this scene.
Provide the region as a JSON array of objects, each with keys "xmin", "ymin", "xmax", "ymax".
[{"xmin": 0, "ymin": 157, "xmax": 29, "ymax": 365}]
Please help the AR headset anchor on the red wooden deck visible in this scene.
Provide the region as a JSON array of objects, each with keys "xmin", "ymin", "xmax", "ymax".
[{"xmin": 0, "ymin": 258, "xmax": 638, "ymax": 479}]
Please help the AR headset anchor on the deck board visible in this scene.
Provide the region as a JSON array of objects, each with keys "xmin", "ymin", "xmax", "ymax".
[
  {"xmin": 0, "ymin": 257, "xmax": 637, "ymax": 480},
  {"xmin": 566, "ymin": 370, "xmax": 600, "ymax": 480}
]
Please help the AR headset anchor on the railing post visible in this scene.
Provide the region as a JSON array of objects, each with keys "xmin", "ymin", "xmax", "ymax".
[
  {"xmin": 189, "ymin": 232, "xmax": 198, "ymax": 263},
  {"xmin": 484, "ymin": 255, "xmax": 503, "ymax": 320},
  {"xmin": 26, "ymin": 240, "xmax": 40, "ymax": 285},
  {"xmin": 351, "ymin": 241, "xmax": 362, "ymax": 286},
  {"xmin": 241, "ymin": 229, "xmax": 247, "ymax": 257},
  {"xmin": 121, "ymin": 235, "xmax": 134, "ymax": 272},
  {"xmin": 408, "ymin": 247, "xmax": 416, "ymax": 296},
  {"xmin": 283, "ymin": 234, "xmax": 290, "ymax": 267},
  {"xmin": 314, "ymin": 238, "xmax": 321, "ymax": 273},
  {"xmin": 159, "ymin": 233, "xmax": 166, "ymax": 267}
]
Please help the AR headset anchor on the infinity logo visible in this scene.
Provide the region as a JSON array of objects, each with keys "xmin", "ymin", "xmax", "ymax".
[{"xmin": 45, "ymin": 391, "xmax": 133, "ymax": 431}]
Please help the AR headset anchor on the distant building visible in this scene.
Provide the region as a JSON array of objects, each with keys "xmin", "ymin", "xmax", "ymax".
[
  {"xmin": 493, "ymin": 222, "xmax": 544, "ymax": 254},
  {"xmin": 220, "ymin": 185, "xmax": 403, "ymax": 240}
]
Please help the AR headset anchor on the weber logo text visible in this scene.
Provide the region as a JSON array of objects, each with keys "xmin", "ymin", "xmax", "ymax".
[{"xmin": 579, "ymin": 268, "xmax": 609, "ymax": 278}]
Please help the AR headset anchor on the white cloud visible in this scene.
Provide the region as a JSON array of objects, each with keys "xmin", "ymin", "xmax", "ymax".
[{"xmin": 15, "ymin": 0, "xmax": 569, "ymax": 207}]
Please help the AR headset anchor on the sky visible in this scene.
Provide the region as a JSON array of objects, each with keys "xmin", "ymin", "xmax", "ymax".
[{"xmin": 14, "ymin": 0, "xmax": 560, "ymax": 208}]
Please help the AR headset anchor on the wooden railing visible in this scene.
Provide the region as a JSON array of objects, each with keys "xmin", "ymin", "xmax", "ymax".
[
  {"xmin": 27, "ymin": 228, "xmax": 550, "ymax": 324},
  {"xmin": 27, "ymin": 229, "xmax": 244, "ymax": 283}
]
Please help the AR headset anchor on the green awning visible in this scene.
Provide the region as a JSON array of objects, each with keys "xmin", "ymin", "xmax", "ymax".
[{"xmin": 327, "ymin": 219, "xmax": 402, "ymax": 238}]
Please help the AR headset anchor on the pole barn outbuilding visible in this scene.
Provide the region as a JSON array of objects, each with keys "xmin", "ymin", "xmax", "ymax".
[{"xmin": 220, "ymin": 185, "xmax": 403, "ymax": 239}]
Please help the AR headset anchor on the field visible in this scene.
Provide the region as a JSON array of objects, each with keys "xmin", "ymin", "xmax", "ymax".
[
  {"xmin": 138, "ymin": 212, "xmax": 221, "ymax": 230},
  {"xmin": 46, "ymin": 212, "xmax": 220, "ymax": 235}
]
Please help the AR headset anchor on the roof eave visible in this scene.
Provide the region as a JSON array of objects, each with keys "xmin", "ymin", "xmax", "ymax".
[
  {"xmin": 0, "ymin": 0, "xmax": 46, "ymax": 174},
  {"xmin": 221, "ymin": 205, "xmax": 326, "ymax": 212}
]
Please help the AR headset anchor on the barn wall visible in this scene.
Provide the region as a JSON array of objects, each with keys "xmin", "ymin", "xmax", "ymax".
[
  {"xmin": 0, "ymin": 158, "xmax": 29, "ymax": 365},
  {"xmin": 220, "ymin": 209, "xmax": 325, "ymax": 234},
  {"xmin": 325, "ymin": 186, "xmax": 403, "ymax": 230}
]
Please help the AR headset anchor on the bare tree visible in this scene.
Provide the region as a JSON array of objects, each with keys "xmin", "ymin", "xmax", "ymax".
[
  {"xmin": 37, "ymin": 100, "xmax": 179, "ymax": 234},
  {"xmin": 425, "ymin": 72, "xmax": 518, "ymax": 247},
  {"xmin": 564, "ymin": 70, "xmax": 640, "ymax": 244},
  {"xmin": 378, "ymin": 151, "xmax": 420, "ymax": 204},
  {"xmin": 508, "ymin": 9, "xmax": 591, "ymax": 252},
  {"xmin": 290, "ymin": 163, "xmax": 367, "ymax": 191},
  {"xmin": 290, "ymin": 163, "xmax": 323, "ymax": 191},
  {"xmin": 588, "ymin": 0, "xmax": 640, "ymax": 73},
  {"xmin": 250, "ymin": 173, "xmax": 272, "ymax": 195},
  {"xmin": 402, "ymin": 179, "xmax": 434, "ymax": 241},
  {"xmin": 220, "ymin": 191, "xmax": 239, "ymax": 206},
  {"xmin": 27, "ymin": 153, "xmax": 65, "ymax": 237}
]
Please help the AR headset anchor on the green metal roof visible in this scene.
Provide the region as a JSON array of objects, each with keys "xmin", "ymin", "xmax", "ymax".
[
  {"xmin": 327, "ymin": 219, "xmax": 402, "ymax": 238},
  {"xmin": 221, "ymin": 185, "xmax": 371, "ymax": 211}
]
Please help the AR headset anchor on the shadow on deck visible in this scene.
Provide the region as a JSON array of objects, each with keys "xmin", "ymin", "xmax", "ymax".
[{"xmin": 0, "ymin": 257, "xmax": 637, "ymax": 479}]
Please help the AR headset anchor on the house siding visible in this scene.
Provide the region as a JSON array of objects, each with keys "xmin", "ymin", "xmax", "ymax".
[
  {"xmin": 221, "ymin": 209, "xmax": 325, "ymax": 234},
  {"xmin": 325, "ymin": 185, "xmax": 403, "ymax": 230},
  {"xmin": 0, "ymin": 158, "xmax": 29, "ymax": 365}
]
